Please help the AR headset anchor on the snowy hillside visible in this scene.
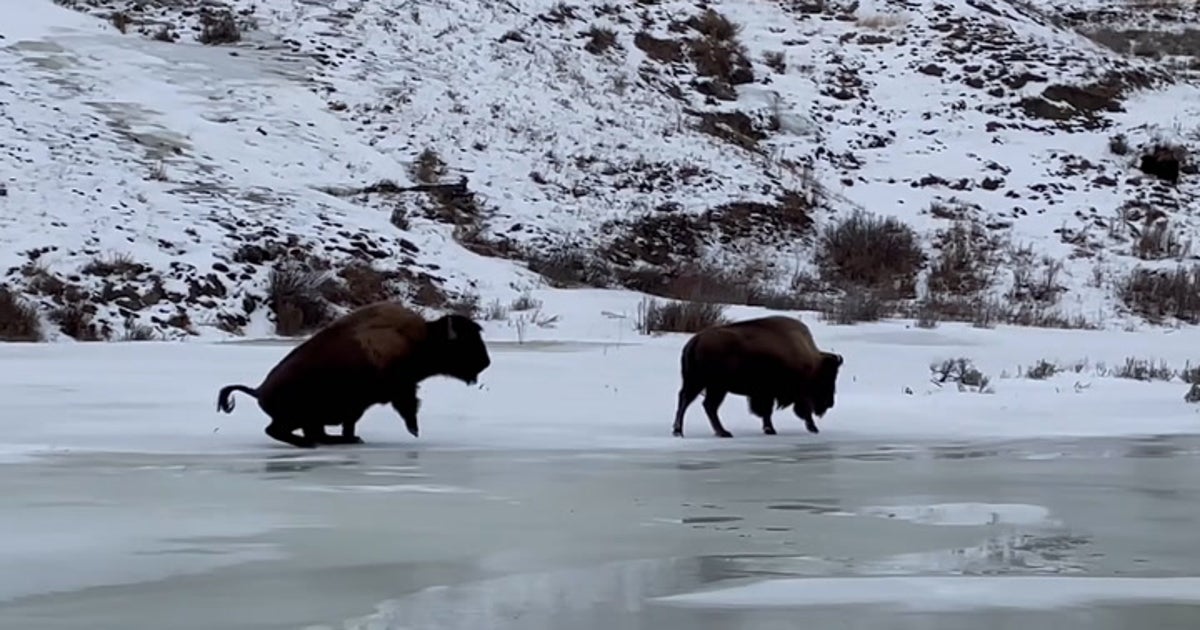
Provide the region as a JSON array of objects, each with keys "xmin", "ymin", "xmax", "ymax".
[{"xmin": 2, "ymin": 0, "xmax": 1200, "ymax": 342}]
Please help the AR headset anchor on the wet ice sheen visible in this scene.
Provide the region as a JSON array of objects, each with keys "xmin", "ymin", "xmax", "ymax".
[{"xmin": 2, "ymin": 435, "xmax": 1200, "ymax": 630}]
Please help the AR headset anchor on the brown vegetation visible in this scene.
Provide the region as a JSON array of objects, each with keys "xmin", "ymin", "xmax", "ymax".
[
  {"xmin": 0, "ymin": 287, "xmax": 44, "ymax": 342},
  {"xmin": 636, "ymin": 297, "xmax": 728, "ymax": 334},
  {"xmin": 1117, "ymin": 264, "xmax": 1200, "ymax": 324},
  {"xmin": 815, "ymin": 210, "xmax": 924, "ymax": 299}
]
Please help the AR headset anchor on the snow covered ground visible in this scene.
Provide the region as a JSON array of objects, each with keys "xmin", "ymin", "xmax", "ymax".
[
  {"xmin": 2, "ymin": 286, "xmax": 1200, "ymax": 462},
  {"xmin": 4, "ymin": 0, "xmax": 1200, "ymax": 341}
]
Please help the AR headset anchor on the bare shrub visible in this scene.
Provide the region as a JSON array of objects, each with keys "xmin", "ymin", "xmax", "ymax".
[
  {"xmin": 121, "ymin": 318, "xmax": 157, "ymax": 341},
  {"xmin": 81, "ymin": 252, "xmax": 148, "ymax": 278},
  {"xmin": 1109, "ymin": 356, "xmax": 1175, "ymax": 382},
  {"xmin": 197, "ymin": 8, "xmax": 241, "ymax": 45},
  {"xmin": 510, "ymin": 291, "xmax": 542, "ymax": 312},
  {"xmin": 444, "ymin": 290, "xmax": 481, "ymax": 318},
  {"xmin": 411, "ymin": 148, "xmax": 447, "ymax": 184},
  {"xmin": 50, "ymin": 303, "xmax": 103, "ymax": 341},
  {"xmin": 856, "ymin": 12, "xmax": 910, "ymax": 29},
  {"xmin": 267, "ymin": 263, "xmax": 335, "ymax": 336},
  {"xmin": 1133, "ymin": 217, "xmax": 1190, "ymax": 261},
  {"xmin": 930, "ymin": 357, "xmax": 993, "ymax": 393},
  {"xmin": 584, "ymin": 25, "xmax": 619, "ymax": 54},
  {"xmin": 636, "ymin": 297, "xmax": 728, "ymax": 334},
  {"xmin": 0, "ymin": 287, "xmax": 44, "ymax": 341},
  {"xmin": 1185, "ymin": 382, "xmax": 1200, "ymax": 403},
  {"xmin": 926, "ymin": 220, "xmax": 997, "ymax": 296},
  {"xmin": 1117, "ymin": 264, "xmax": 1200, "ymax": 324},
  {"xmin": 483, "ymin": 298, "xmax": 508, "ymax": 320},
  {"xmin": 1024, "ymin": 359, "xmax": 1060, "ymax": 380},
  {"xmin": 1109, "ymin": 133, "xmax": 1130, "ymax": 155},
  {"xmin": 815, "ymin": 210, "xmax": 924, "ymax": 298},
  {"xmin": 762, "ymin": 50, "xmax": 786, "ymax": 73},
  {"xmin": 329, "ymin": 262, "xmax": 395, "ymax": 308},
  {"xmin": 109, "ymin": 10, "xmax": 130, "ymax": 33},
  {"xmin": 684, "ymin": 9, "xmax": 754, "ymax": 89},
  {"xmin": 1006, "ymin": 250, "xmax": 1066, "ymax": 306},
  {"xmin": 820, "ymin": 290, "xmax": 889, "ymax": 325},
  {"xmin": 524, "ymin": 241, "xmax": 614, "ymax": 288},
  {"xmin": 914, "ymin": 300, "xmax": 941, "ymax": 329},
  {"xmin": 1179, "ymin": 360, "xmax": 1200, "ymax": 385}
]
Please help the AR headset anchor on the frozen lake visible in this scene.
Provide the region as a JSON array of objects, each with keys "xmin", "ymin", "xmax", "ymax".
[{"xmin": 3, "ymin": 434, "xmax": 1200, "ymax": 630}]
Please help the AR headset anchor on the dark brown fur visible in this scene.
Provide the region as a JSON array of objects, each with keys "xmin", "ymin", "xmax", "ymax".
[
  {"xmin": 216, "ymin": 302, "xmax": 491, "ymax": 448},
  {"xmin": 671, "ymin": 315, "xmax": 843, "ymax": 438}
]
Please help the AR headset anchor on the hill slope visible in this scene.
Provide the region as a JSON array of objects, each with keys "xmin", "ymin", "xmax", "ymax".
[{"xmin": 2, "ymin": 0, "xmax": 1199, "ymax": 341}]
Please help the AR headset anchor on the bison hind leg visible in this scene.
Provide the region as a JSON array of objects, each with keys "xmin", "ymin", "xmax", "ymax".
[
  {"xmin": 748, "ymin": 395, "xmax": 776, "ymax": 435},
  {"xmin": 672, "ymin": 381, "xmax": 705, "ymax": 438},
  {"xmin": 265, "ymin": 420, "xmax": 317, "ymax": 449},
  {"xmin": 701, "ymin": 388, "xmax": 733, "ymax": 438}
]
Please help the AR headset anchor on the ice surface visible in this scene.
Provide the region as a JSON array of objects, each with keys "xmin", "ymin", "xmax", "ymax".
[
  {"xmin": 652, "ymin": 576, "xmax": 1200, "ymax": 611},
  {"xmin": 4, "ymin": 437, "xmax": 1199, "ymax": 629}
]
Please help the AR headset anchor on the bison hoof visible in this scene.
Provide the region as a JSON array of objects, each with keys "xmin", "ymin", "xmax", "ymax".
[
  {"xmin": 672, "ymin": 430, "xmax": 684, "ymax": 438},
  {"xmin": 805, "ymin": 422, "xmax": 820, "ymax": 434},
  {"xmin": 715, "ymin": 430, "xmax": 733, "ymax": 438},
  {"xmin": 763, "ymin": 427, "xmax": 777, "ymax": 435}
]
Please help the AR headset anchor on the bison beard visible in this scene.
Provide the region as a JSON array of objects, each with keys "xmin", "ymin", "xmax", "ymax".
[
  {"xmin": 216, "ymin": 302, "xmax": 491, "ymax": 449},
  {"xmin": 671, "ymin": 315, "xmax": 844, "ymax": 438}
]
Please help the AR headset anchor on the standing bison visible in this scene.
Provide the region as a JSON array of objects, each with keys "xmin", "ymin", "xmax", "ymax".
[
  {"xmin": 216, "ymin": 302, "xmax": 491, "ymax": 448},
  {"xmin": 671, "ymin": 315, "xmax": 843, "ymax": 438}
]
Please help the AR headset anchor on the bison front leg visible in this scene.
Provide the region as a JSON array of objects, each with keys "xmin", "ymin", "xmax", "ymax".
[
  {"xmin": 793, "ymin": 399, "xmax": 820, "ymax": 434},
  {"xmin": 390, "ymin": 387, "xmax": 421, "ymax": 438},
  {"xmin": 701, "ymin": 388, "xmax": 733, "ymax": 438},
  {"xmin": 748, "ymin": 395, "xmax": 777, "ymax": 435}
]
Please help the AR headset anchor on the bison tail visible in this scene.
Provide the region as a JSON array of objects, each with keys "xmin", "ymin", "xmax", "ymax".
[{"xmin": 217, "ymin": 384, "xmax": 258, "ymax": 413}]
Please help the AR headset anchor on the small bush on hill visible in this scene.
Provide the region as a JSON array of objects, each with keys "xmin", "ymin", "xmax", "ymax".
[
  {"xmin": 926, "ymin": 220, "xmax": 996, "ymax": 296},
  {"xmin": 584, "ymin": 25, "xmax": 619, "ymax": 55},
  {"xmin": 197, "ymin": 8, "xmax": 241, "ymax": 45},
  {"xmin": 50, "ymin": 303, "xmax": 103, "ymax": 341},
  {"xmin": 0, "ymin": 287, "xmax": 44, "ymax": 341},
  {"xmin": 684, "ymin": 8, "xmax": 754, "ymax": 94},
  {"xmin": 815, "ymin": 210, "xmax": 924, "ymax": 298},
  {"xmin": 1117, "ymin": 264, "xmax": 1200, "ymax": 324},
  {"xmin": 636, "ymin": 297, "xmax": 727, "ymax": 334},
  {"xmin": 268, "ymin": 263, "xmax": 335, "ymax": 336},
  {"xmin": 1132, "ymin": 218, "xmax": 1190, "ymax": 261}
]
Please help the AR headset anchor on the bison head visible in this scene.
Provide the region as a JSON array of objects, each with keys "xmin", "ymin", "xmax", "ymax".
[
  {"xmin": 809, "ymin": 351, "xmax": 844, "ymax": 417},
  {"xmin": 427, "ymin": 313, "xmax": 492, "ymax": 384}
]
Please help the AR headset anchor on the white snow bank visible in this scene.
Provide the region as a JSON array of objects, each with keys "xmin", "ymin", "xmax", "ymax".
[
  {"xmin": 652, "ymin": 576, "xmax": 1200, "ymax": 611},
  {"xmin": 2, "ymin": 290, "xmax": 1200, "ymax": 460},
  {"xmin": 854, "ymin": 503, "xmax": 1055, "ymax": 527}
]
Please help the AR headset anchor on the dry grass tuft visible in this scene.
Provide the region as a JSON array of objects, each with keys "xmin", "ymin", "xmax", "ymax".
[{"xmin": 636, "ymin": 297, "xmax": 728, "ymax": 334}]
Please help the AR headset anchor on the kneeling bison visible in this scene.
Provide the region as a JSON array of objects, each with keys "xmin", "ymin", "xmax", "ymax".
[
  {"xmin": 671, "ymin": 315, "xmax": 843, "ymax": 438},
  {"xmin": 217, "ymin": 302, "xmax": 491, "ymax": 448}
]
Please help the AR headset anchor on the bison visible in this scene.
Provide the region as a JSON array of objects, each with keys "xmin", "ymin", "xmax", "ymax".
[
  {"xmin": 216, "ymin": 302, "xmax": 491, "ymax": 448},
  {"xmin": 671, "ymin": 315, "xmax": 843, "ymax": 438}
]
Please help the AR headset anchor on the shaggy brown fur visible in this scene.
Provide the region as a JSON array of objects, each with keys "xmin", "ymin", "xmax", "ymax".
[
  {"xmin": 671, "ymin": 315, "xmax": 843, "ymax": 438},
  {"xmin": 217, "ymin": 302, "xmax": 491, "ymax": 448}
]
